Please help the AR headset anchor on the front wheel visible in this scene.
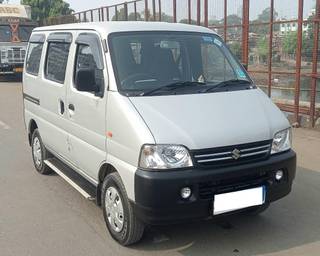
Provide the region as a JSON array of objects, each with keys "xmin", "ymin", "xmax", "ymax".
[
  {"xmin": 101, "ymin": 172, "xmax": 144, "ymax": 246},
  {"xmin": 31, "ymin": 129, "xmax": 53, "ymax": 175}
]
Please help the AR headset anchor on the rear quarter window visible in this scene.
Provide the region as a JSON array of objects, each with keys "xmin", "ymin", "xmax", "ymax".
[
  {"xmin": 26, "ymin": 43, "xmax": 44, "ymax": 75},
  {"xmin": 45, "ymin": 42, "xmax": 70, "ymax": 84}
]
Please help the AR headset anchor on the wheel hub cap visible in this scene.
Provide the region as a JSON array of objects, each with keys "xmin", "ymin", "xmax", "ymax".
[
  {"xmin": 33, "ymin": 137, "xmax": 42, "ymax": 167},
  {"xmin": 105, "ymin": 187, "xmax": 124, "ymax": 233}
]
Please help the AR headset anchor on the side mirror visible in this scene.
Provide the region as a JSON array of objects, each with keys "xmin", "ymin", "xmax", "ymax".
[
  {"xmin": 75, "ymin": 69, "xmax": 101, "ymax": 96},
  {"xmin": 242, "ymin": 63, "xmax": 248, "ymax": 71}
]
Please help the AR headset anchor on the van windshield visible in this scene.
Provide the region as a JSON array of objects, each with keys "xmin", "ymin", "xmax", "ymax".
[
  {"xmin": 0, "ymin": 26, "xmax": 11, "ymax": 42},
  {"xmin": 109, "ymin": 32, "xmax": 251, "ymax": 96}
]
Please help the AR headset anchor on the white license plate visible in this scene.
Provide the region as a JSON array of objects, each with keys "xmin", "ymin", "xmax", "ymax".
[{"xmin": 213, "ymin": 186, "xmax": 266, "ymax": 215}]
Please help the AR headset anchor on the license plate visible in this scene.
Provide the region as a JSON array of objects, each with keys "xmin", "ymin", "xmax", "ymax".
[
  {"xmin": 213, "ymin": 186, "xmax": 265, "ymax": 215},
  {"xmin": 14, "ymin": 67, "xmax": 23, "ymax": 73}
]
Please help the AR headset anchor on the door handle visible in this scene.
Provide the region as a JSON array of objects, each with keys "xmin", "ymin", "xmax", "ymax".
[{"xmin": 59, "ymin": 100, "xmax": 65, "ymax": 115}]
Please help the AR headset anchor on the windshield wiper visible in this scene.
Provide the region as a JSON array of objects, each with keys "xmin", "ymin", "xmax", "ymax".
[
  {"xmin": 141, "ymin": 81, "xmax": 206, "ymax": 96},
  {"xmin": 202, "ymin": 79, "xmax": 252, "ymax": 93}
]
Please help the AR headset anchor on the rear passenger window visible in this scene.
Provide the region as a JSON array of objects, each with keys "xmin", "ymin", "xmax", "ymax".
[
  {"xmin": 45, "ymin": 42, "xmax": 70, "ymax": 83},
  {"xmin": 26, "ymin": 43, "xmax": 43, "ymax": 75}
]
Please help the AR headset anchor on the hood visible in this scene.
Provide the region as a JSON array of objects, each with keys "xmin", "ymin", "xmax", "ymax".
[{"xmin": 129, "ymin": 89, "xmax": 290, "ymax": 150}]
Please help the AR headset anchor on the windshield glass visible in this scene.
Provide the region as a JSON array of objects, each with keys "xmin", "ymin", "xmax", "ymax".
[
  {"xmin": 0, "ymin": 26, "xmax": 11, "ymax": 42},
  {"xmin": 19, "ymin": 26, "xmax": 33, "ymax": 42},
  {"xmin": 109, "ymin": 32, "xmax": 251, "ymax": 96}
]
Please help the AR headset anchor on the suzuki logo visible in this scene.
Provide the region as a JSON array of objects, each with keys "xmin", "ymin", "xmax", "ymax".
[{"xmin": 231, "ymin": 148, "xmax": 241, "ymax": 160}]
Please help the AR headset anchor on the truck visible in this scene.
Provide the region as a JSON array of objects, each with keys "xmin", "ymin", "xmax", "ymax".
[{"xmin": 0, "ymin": 4, "xmax": 37, "ymax": 76}]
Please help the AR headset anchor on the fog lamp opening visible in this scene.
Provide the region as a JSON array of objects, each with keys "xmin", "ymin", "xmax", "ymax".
[
  {"xmin": 180, "ymin": 187, "xmax": 192, "ymax": 199},
  {"xmin": 275, "ymin": 170, "xmax": 284, "ymax": 181}
]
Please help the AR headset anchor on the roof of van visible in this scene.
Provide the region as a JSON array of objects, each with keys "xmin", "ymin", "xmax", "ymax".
[{"xmin": 34, "ymin": 21, "xmax": 216, "ymax": 35}]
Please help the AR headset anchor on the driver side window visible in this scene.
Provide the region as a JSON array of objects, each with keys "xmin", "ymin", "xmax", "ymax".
[{"xmin": 74, "ymin": 43, "xmax": 104, "ymax": 94}]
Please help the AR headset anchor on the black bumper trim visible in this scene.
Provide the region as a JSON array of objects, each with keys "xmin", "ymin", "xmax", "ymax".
[{"xmin": 133, "ymin": 150, "xmax": 296, "ymax": 225}]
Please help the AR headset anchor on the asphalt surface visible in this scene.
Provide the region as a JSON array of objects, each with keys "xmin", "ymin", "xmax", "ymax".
[{"xmin": 1, "ymin": 81, "xmax": 320, "ymax": 256}]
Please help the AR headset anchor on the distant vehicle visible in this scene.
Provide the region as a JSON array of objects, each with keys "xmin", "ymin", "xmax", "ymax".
[
  {"xmin": 23, "ymin": 22, "xmax": 296, "ymax": 246},
  {"xmin": 0, "ymin": 4, "xmax": 37, "ymax": 75}
]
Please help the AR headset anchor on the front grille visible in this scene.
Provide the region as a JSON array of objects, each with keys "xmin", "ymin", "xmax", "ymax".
[
  {"xmin": 198, "ymin": 171, "xmax": 270, "ymax": 200},
  {"xmin": 6, "ymin": 48, "xmax": 25, "ymax": 63},
  {"xmin": 192, "ymin": 140, "xmax": 272, "ymax": 168}
]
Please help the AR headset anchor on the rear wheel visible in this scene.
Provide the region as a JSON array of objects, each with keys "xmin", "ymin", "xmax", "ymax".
[
  {"xmin": 31, "ymin": 129, "xmax": 53, "ymax": 175},
  {"xmin": 101, "ymin": 172, "xmax": 144, "ymax": 246}
]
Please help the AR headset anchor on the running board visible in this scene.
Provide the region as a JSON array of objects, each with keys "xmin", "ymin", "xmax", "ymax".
[{"xmin": 44, "ymin": 159, "xmax": 96, "ymax": 201}]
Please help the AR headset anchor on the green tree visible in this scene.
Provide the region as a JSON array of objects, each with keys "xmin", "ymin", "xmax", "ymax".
[
  {"xmin": 221, "ymin": 14, "xmax": 241, "ymax": 25},
  {"xmin": 250, "ymin": 7, "xmax": 279, "ymax": 35},
  {"xmin": 228, "ymin": 41, "xmax": 241, "ymax": 59},
  {"xmin": 257, "ymin": 36, "xmax": 268, "ymax": 62},
  {"xmin": 161, "ymin": 12, "xmax": 173, "ymax": 22},
  {"xmin": 179, "ymin": 18, "xmax": 196, "ymax": 25},
  {"xmin": 282, "ymin": 32, "xmax": 298, "ymax": 55},
  {"xmin": 257, "ymin": 7, "xmax": 278, "ymax": 23},
  {"xmin": 21, "ymin": 0, "xmax": 73, "ymax": 22}
]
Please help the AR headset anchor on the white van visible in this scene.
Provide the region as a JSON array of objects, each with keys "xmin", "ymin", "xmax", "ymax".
[{"xmin": 23, "ymin": 22, "xmax": 296, "ymax": 245}]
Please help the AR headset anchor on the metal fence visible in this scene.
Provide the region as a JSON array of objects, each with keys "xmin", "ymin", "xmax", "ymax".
[{"xmin": 43, "ymin": 0, "xmax": 320, "ymax": 127}]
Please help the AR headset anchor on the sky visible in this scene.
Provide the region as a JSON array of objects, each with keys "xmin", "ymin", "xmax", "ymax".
[{"xmin": 7, "ymin": 0, "xmax": 317, "ymax": 20}]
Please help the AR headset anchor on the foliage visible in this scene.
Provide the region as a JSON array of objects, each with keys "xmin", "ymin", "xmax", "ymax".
[
  {"xmin": 282, "ymin": 32, "xmax": 297, "ymax": 55},
  {"xmin": 282, "ymin": 31, "xmax": 312, "ymax": 59},
  {"xmin": 21, "ymin": 0, "xmax": 73, "ymax": 21},
  {"xmin": 221, "ymin": 14, "xmax": 242, "ymax": 25},
  {"xmin": 257, "ymin": 7, "xmax": 278, "ymax": 23},
  {"xmin": 228, "ymin": 41, "xmax": 241, "ymax": 59},
  {"xmin": 250, "ymin": 7, "xmax": 280, "ymax": 34},
  {"xmin": 257, "ymin": 36, "xmax": 268, "ymax": 62},
  {"xmin": 179, "ymin": 18, "xmax": 197, "ymax": 25}
]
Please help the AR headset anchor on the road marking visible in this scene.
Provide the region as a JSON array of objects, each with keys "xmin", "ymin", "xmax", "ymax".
[{"xmin": 0, "ymin": 120, "xmax": 10, "ymax": 130}]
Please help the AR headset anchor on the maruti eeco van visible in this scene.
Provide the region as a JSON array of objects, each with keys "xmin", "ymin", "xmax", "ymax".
[{"xmin": 23, "ymin": 22, "xmax": 296, "ymax": 245}]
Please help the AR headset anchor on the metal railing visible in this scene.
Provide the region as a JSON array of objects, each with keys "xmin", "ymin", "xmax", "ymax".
[{"xmin": 43, "ymin": 0, "xmax": 320, "ymax": 127}]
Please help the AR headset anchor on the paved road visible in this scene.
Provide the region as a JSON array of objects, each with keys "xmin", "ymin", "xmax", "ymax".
[{"xmin": 1, "ymin": 82, "xmax": 320, "ymax": 256}]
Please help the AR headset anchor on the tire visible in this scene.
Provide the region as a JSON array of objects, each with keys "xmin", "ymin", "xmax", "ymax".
[
  {"xmin": 31, "ymin": 129, "xmax": 53, "ymax": 175},
  {"xmin": 101, "ymin": 172, "xmax": 144, "ymax": 246},
  {"xmin": 245, "ymin": 203, "xmax": 270, "ymax": 216}
]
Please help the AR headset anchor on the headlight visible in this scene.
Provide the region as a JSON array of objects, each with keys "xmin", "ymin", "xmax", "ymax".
[
  {"xmin": 139, "ymin": 144, "xmax": 193, "ymax": 170},
  {"xmin": 271, "ymin": 128, "xmax": 292, "ymax": 154}
]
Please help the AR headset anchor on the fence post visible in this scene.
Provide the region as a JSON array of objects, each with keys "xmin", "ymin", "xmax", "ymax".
[
  {"xmin": 145, "ymin": 0, "xmax": 149, "ymax": 21},
  {"xmin": 310, "ymin": 0, "xmax": 320, "ymax": 127},
  {"xmin": 241, "ymin": 0, "xmax": 249, "ymax": 67},
  {"xmin": 204, "ymin": 0, "xmax": 208, "ymax": 27},
  {"xmin": 197, "ymin": 0, "xmax": 201, "ymax": 25},
  {"xmin": 267, "ymin": 0, "xmax": 274, "ymax": 97},
  {"xmin": 188, "ymin": 0, "xmax": 191, "ymax": 24},
  {"xmin": 101, "ymin": 8, "xmax": 104, "ymax": 21},
  {"xmin": 152, "ymin": 0, "xmax": 156, "ymax": 21},
  {"xmin": 173, "ymin": 0, "xmax": 177, "ymax": 23},
  {"xmin": 158, "ymin": 0, "xmax": 162, "ymax": 21},
  {"xmin": 115, "ymin": 5, "xmax": 118, "ymax": 21},
  {"xmin": 224, "ymin": 0, "xmax": 227, "ymax": 41},
  {"xmin": 294, "ymin": 0, "xmax": 304, "ymax": 126},
  {"xmin": 84, "ymin": 11, "xmax": 87, "ymax": 22},
  {"xmin": 134, "ymin": 2, "xmax": 137, "ymax": 21},
  {"xmin": 124, "ymin": 2, "xmax": 128, "ymax": 21}
]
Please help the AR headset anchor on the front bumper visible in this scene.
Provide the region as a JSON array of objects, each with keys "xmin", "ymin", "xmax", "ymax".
[{"xmin": 133, "ymin": 150, "xmax": 296, "ymax": 225}]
